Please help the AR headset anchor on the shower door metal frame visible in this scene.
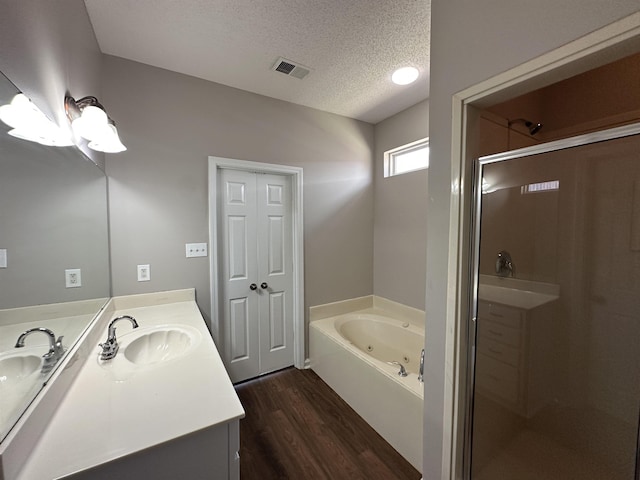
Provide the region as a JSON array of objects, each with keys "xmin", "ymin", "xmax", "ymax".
[{"xmin": 463, "ymin": 121, "xmax": 640, "ymax": 479}]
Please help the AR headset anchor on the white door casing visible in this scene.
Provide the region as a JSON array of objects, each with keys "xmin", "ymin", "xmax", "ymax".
[{"xmin": 208, "ymin": 157, "xmax": 305, "ymax": 380}]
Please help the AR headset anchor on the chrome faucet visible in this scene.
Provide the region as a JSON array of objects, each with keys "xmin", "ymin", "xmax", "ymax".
[
  {"xmin": 15, "ymin": 327, "xmax": 65, "ymax": 374},
  {"xmin": 418, "ymin": 348, "xmax": 425, "ymax": 383},
  {"xmin": 99, "ymin": 315, "xmax": 139, "ymax": 360},
  {"xmin": 495, "ymin": 250, "xmax": 514, "ymax": 277},
  {"xmin": 387, "ymin": 361, "xmax": 408, "ymax": 377}
]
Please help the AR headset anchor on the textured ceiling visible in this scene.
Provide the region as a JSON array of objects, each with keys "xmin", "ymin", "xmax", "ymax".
[{"xmin": 84, "ymin": 0, "xmax": 430, "ymax": 124}]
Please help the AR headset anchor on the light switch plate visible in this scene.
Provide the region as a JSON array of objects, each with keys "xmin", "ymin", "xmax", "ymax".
[
  {"xmin": 186, "ymin": 243, "xmax": 207, "ymax": 258},
  {"xmin": 65, "ymin": 268, "xmax": 82, "ymax": 288},
  {"xmin": 0, "ymin": 249, "xmax": 6, "ymax": 268}
]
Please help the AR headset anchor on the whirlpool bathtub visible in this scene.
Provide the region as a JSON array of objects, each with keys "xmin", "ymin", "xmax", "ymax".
[{"xmin": 309, "ymin": 309, "xmax": 424, "ymax": 471}]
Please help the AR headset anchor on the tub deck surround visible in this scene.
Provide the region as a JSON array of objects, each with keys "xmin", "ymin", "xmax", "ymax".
[
  {"xmin": 14, "ymin": 289, "xmax": 244, "ymax": 480},
  {"xmin": 309, "ymin": 297, "xmax": 425, "ymax": 471},
  {"xmin": 309, "ymin": 294, "xmax": 425, "ymax": 328}
]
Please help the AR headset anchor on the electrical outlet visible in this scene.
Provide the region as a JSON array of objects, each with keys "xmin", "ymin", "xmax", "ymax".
[
  {"xmin": 65, "ymin": 268, "xmax": 82, "ymax": 288},
  {"xmin": 137, "ymin": 264, "xmax": 150, "ymax": 282},
  {"xmin": 185, "ymin": 242, "xmax": 208, "ymax": 258}
]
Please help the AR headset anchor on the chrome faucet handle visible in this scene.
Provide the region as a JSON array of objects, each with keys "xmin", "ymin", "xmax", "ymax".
[
  {"xmin": 53, "ymin": 335, "xmax": 65, "ymax": 354},
  {"xmin": 41, "ymin": 336, "xmax": 66, "ymax": 373},
  {"xmin": 98, "ymin": 338, "xmax": 120, "ymax": 360},
  {"xmin": 387, "ymin": 361, "xmax": 408, "ymax": 377},
  {"xmin": 99, "ymin": 315, "xmax": 139, "ymax": 360},
  {"xmin": 418, "ymin": 348, "xmax": 425, "ymax": 383}
]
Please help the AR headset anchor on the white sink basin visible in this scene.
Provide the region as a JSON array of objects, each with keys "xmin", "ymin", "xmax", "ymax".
[
  {"xmin": 122, "ymin": 326, "xmax": 200, "ymax": 366},
  {"xmin": 0, "ymin": 351, "xmax": 42, "ymax": 386}
]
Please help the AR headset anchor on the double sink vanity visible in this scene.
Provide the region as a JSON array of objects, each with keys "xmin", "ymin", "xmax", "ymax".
[
  {"xmin": 0, "ymin": 70, "xmax": 242, "ymax": 479},
  {"xmin": 0, "ymin": 290, "xmax": 244, "ymax": 480}
]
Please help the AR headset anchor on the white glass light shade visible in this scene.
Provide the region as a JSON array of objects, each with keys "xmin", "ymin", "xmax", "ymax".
[
  {"xmin": 8, "ymin": 127, "xmax": 73, "ymax": 147},
  {"xmin": 0, "ymin": 94, "xmax": 73, "ymax": 146},
  {"xmin": 71, "ymin": 105, "xmax": 108, "ymax": 141},
  {"xmin": 391, "ymin": 66, "xmax": 419, "ymax": 85},
  {"xmin": 87, "ymin": 123, "xmax": 127, "ymax": 153},
  {"xmin": 0, "ymin": 94, "xmax": 37, "ymax": 128}
]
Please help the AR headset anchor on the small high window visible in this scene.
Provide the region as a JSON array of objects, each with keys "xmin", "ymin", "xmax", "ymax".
[{"xmin": 384, "ymin": 138, "xmax": 429, "ymax": 177}]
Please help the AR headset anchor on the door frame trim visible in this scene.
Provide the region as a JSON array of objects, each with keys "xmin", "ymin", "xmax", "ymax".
[{"xmin": 208, "ymin": 156, "xmax": 305, "ymax": 370}]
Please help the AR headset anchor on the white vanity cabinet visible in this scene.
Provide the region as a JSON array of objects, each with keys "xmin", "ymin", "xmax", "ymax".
[
  {"xmin": 475, "ymin": 275, "xmax": 560, "ymax": 417},
  {"xmin": 476, "ymin": 296, "xmax": 558, "ymax": 417},
  {"xmin": 476, "ymin": 301, "xmax": 526, "ymax": 410}
]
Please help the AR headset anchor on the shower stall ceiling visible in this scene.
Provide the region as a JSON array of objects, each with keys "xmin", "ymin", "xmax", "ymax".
[
  {"xmin": 469, "ymin": 50, "xmax": 640, "ymax": 479},
  {"xmin": 477, "ymin": 50, "xmax": 640, "ymax": 157}
]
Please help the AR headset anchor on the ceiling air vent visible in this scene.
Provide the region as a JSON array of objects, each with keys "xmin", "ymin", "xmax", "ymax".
[{"xmin": 272, "ymin": 57, "xmax": 311, "ymax": 80}]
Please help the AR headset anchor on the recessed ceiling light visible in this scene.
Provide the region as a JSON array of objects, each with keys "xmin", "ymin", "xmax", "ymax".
[{"xmin": 392, "ymin": 66, "xmax": 419, "ymax": 85}]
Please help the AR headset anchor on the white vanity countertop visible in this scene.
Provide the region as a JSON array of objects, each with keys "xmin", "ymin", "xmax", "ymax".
[
  {"xmin": 478, "ymin": 274, "xmax": 560, "ymax": 310},
  {"xmin": 16, "ymin": 289, "xmax": 244, "ymax": 480}
]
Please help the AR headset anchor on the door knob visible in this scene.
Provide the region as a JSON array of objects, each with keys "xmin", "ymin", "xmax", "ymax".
[
  {"xmin": 249, "ymin": 283, "xmax": 257, "ymax": 290},
  {"xmin": 260, "ymin": 282, "xmax": 268, "ymax": 289}
]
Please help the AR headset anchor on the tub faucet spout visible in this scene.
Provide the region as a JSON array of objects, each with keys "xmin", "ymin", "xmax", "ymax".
[
  {"xmin": 418, "ymin": 348, "xmax": 425, "ymax": 383},
  {"xmin": 387, "ymin": 361, "xmax": 408, "ymax": 377}
]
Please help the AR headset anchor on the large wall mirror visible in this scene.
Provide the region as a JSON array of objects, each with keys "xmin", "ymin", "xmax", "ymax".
[{"xmin": 0, "ymin": 71, "xmax": 110, "ymax": 442}]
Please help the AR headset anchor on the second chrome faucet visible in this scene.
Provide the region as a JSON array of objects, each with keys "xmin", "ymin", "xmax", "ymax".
[
  {"xmin": 99, "ymin": 315, "xmax": 139, "ymax": 360},
  {"xmin": 15, "ymin": 327, "xmax": 65, "ymax": 374}
]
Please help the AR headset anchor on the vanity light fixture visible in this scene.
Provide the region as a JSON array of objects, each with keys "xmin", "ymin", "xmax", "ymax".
[
  {"xmin": 391, "ymin": 66, "xmax": 419, "ymax": 85},
  {"xmin": 0, "ymin": 93, "xmax": 73, "ymax": 147},
  {"xmin": 64, "ymin": 95, "xmax": 126, "ymax": 153}
]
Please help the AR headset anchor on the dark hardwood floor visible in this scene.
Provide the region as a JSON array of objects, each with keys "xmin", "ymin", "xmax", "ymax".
[{"xmin": 235, "ymin": 367, "xmax": 421, "ymax": 480}]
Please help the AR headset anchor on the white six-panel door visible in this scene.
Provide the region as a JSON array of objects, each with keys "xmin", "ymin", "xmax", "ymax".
[{"xmin": 219, "ymin": 169, "xmax": 294, "ymax": 383}]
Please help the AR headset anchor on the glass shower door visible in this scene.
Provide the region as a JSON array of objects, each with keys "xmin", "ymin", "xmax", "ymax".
[{"xmin": 468, "ymin": 125, "xmax": 640, "ymax": 480}]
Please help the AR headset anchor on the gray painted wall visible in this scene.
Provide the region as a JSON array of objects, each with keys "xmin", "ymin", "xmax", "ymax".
[
  {"xmin": 425, "ymin": 2, "xmax": 640, "ymax": 478},
  {"xmin": 0, "ymin": 0, "xmax": 104, "ymax": 167},
  {"xmin": 102, "ymin": 55, "xmax": 374, "ymax": 329},
  {"xmin": 373, "ymin": 100, "xmax": 428, "ymax": 311}
]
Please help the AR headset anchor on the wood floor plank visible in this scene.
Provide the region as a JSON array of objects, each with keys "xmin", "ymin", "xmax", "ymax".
[{"xmin": 235, "ymin": 367, "xmax": 421, "ymax": 480}]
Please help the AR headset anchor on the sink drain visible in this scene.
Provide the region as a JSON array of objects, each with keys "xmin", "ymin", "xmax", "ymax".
[{"xmin": 367, "ymin": 345, "xmax": 374, "ymax": 352}]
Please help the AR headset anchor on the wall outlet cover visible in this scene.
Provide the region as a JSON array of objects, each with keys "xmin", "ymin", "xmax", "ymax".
[
  {"xmin": 0, "ymin": 249, "xmax": 6, "ymax": 268},
  {"xmin": 65, "ymin": 268, "xmax": 82, "ymax": 288},
  {"xmin": 137, "ymin": 264, "xmax": 151, "ymax": 282}
]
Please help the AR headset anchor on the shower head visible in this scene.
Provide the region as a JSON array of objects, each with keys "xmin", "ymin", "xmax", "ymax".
[
  {"xmin": 528, "ymin": 122, "xmax": 543, "ymax": 135},
  {"xmin": 508, "ymin": 118, "xmax": 543, "ymax": 136}
]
